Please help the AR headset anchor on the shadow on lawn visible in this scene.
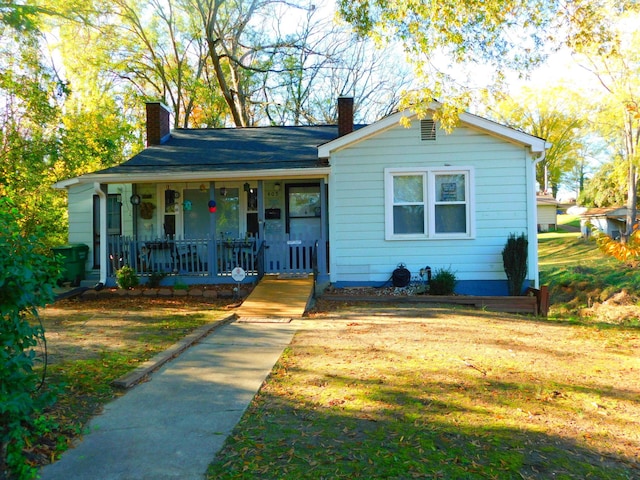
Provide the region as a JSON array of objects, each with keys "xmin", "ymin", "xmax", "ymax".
[
  {"xmin": 207, "ymin": 311, "xmax": 640, "ymax": 479},
  {"xmin": 208, "ymin": 381, "xmax": 639, "ymax": 479}
]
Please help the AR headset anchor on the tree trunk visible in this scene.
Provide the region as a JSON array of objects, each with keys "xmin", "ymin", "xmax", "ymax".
[{"xmin": 624, "ymin": 162, "xmax": 637, "ymax": 243}]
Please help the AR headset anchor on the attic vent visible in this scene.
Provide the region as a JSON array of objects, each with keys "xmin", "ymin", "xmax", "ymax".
[{"xmin": 421, "ymin": 119, "xmax": 436, "ymax": 141}]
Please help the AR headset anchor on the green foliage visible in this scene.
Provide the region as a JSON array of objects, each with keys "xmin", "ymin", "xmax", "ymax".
[
  {"xmin": 502, "ymin": 233, "xmax": 528, "ymax": 296},
  {"xmin": 338, "ymin": 0, "xmax": 640, "ymax": 130},
  {"xmin": 579, "ymin": 159, "xmax": 628, "ymax": 207},
  {"xmin": 429, "ymin": 267, "xmax": 457, "ymax": 295},
  {"xmin": 0, "ymin": 198, "xmax": 61, "ymax": 479},
  {"xmin": 0, "ymin": 27, "xmax": 68, "ymax": 248},
  {"xmin": 115, "ymin": 266, "xmax": 139, "ymax": 290},
  {"xmin": 147, "ymin": 271, "xmax": 166, "ymax": 288},
  {"xmin": 538, "ymin": 234, "xmax": 640, "ymax": 318},
  {"xmin": 488, "ymin": 86, "xmax": 588, "ymax": 195},
  {"xmin": 173, "ymin": 280, "xmax": 188, "ymax": 291}
]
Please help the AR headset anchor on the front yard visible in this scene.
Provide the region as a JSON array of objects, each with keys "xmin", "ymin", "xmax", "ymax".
[
  {"xmin": 207, "ymin": 301, "xmax": 640, "ymax": 479},
  {"xmin": 29, "ymin": 296, "xmax": 233, "ymax": 468},
  {"xmin": 25, "ymin": 227, "xmax": 640, "ymax": 478}
]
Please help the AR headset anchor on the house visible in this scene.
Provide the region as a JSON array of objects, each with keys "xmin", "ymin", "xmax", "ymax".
[
  {"xmin": 536, "ymin": 194, "xmax": 558, "ymax": 232},
  {"xmin": 581, "ymin": 207, "xmax": 632, "ymax": 239},
  {"xmin": 54, "ymin": 98, "xmax": 550, "ymax": 295}
]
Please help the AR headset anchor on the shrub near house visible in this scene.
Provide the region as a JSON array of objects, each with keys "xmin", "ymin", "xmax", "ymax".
[{"xmin": 0, "ymin": 199, "xmax": 61, "ymax": 479}]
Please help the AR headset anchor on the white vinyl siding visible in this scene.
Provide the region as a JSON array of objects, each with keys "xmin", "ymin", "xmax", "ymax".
[
  {"xmin": 328, "ymin": 118, "xmax": 533, "ymax": 285},
  {"xmin": 67, "ymin": 183, "xmax": 134, "ymax": 270}
]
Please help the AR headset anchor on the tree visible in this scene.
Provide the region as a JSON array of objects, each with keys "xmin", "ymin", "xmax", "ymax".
[
  {"xmin": 487, "ymin": 86, "xmax": 588, "ymax": 196},
  {"xmin": 186, "ymin": 0, "xmax": 282, "ymax": 126},
  {"xmin": 0, "ymin": 14, "xmax": 68, "ymax": 245},
  {"xmin": 579, "ymin": 159, "xmax": 628, "ymax": 207},
  {"xmin": 337, "ymin": 0, "xmax": 640, "ymax": 126},
  {"xmin": 254, "ymin": 6, "xmax": 412, "ymax": 125},
  {"xmin": 573, "ymin": 10, "xmax": 640, "ymax": 241},
  {"xmin": 0, "ymin": 198, "xmax": 60, "ymax": 479}
]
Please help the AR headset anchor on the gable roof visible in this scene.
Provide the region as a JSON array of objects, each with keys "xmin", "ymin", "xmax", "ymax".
[
  {"xmin": 582, "ymin": 207, "xmax": 633, "ymax": 220},
  {"xmin": 317, "ymin": 107, "xmax": 551, "ymax": 158},
  {"xmin": 55, "ymin": 125, "xmax": 340, "ymax": 187},
  {"xmin": 536, "ymin": 195, "xmax": 558, "ymax": 206}
]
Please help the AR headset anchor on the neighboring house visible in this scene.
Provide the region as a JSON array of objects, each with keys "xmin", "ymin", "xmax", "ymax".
[
  {"xmin": 581, "ymin": 207, "xmax": 632, "ymax": 239},
  {"xmin": 536, "ymin": 194, "xmax": 558, "ymax": 232},
  {"xmin": 54, "ymin": 98, "xmax": 550, "ymax": 295}
]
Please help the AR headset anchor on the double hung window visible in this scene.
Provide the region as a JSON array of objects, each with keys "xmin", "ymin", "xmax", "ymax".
[{"xmin": 385, "ymin": 167, "xmax": 474, "ymax": 240}]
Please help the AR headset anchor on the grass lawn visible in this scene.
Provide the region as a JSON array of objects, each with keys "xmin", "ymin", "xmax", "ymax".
[
  {"xmin": 538, "ymin": 222, "xmax": 640, "ymax": 321},
  {"xmin": 27, "ymin": 231, "xmax": 640, "ymax": 478},
  {"xmin": 29, "ymin": 296, "xmax": 233, "ymax": 466},
  {"xmin": 207, "ymin": 305, "xmax": 640, "ymax": 479},
  {"xmin": 205, "ymin": 226, "xmax": 640, "ymax": 478}
]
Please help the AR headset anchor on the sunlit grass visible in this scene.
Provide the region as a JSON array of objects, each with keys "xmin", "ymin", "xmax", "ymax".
[
  {"xmin": 207, "ymin": 309, "xmax": 639, "ymax": 479},
  {"xmin": 537, "ymin": 228, "xmax": 640, "ymax": 317},
  {"xmin": 32, "ymin": 299, "xmax": 230, "ymax": 464}
]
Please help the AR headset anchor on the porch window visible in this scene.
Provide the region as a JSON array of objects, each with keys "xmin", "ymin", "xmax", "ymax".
[{"xmin": 385, "ymin": 167, "xmax": 474, "ymax": 240}]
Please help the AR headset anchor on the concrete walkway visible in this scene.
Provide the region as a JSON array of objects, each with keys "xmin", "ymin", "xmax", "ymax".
[{"xmin": 38, "ymin": 321, "xmax": 298, "ymax": 480}]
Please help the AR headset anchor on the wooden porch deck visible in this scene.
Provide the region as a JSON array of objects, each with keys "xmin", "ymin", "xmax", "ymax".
[{"xmin": 235, "ymin": 274, "xmax": 314, "ymax": 321}]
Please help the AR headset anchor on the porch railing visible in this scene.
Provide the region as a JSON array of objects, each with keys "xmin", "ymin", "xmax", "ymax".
[
  {"xmin": 217, "ymin": 238, "xmax": 261, "ymax": 278},
  {"xmin": 107, "ymin": 235, "xmax": 264, "ymax": 279},
  {"xmin": 263, "ymin": 238, "xmax": 317, "ymax": 274}
]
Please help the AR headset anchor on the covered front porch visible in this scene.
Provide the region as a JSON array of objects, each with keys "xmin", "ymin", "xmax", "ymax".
[
  {"xmin": 107, "ymin": 235, "xmax": 321, "ymax": 282},
  {"xmin": 94, "ymin": 178, "xmax": 329, "ymax": 286}
]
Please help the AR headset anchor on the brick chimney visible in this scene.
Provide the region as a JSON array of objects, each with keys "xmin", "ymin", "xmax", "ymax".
[
  {"xmin": 146, "ymin": 102, "xmax": 171, "ymax": 146},
  {"xmin": 337, "ymin": 96, "xmax": 354, "ymax": 137}
]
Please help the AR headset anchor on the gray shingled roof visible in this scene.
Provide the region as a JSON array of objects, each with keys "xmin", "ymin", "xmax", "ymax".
[{"xmin": 95, "ymin": 125, "xmax": 341, "ymax": 175}]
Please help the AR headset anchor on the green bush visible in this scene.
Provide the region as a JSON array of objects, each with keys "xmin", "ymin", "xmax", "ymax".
[
  {"xmin": 430, "ymin": 267, "xmax": 457, "ymax": 295},
  {"xmin": 116, "ymin": 265, "xmax": 139, "ymax": 289},
  {"xmin": 1, "ymin": 198, "xmax": 61, "ymax": 479},
  {"xmin": 502, "ymin": 233, "xmax": 528, "ymax": 296},
  {"xmin": 147, "ymin": 271, "xmax": 166, "ymax": 288},
  {"xmin": 173, "ymin": 280, "xmax": 188, "ymax": 291}
]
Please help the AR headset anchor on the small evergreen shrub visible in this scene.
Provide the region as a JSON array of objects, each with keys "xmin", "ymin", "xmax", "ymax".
[
  {"xmin": 147, "ymin": 271, "xmax": 166, "ymax": 288},
  {"xmin": 116, "ymin": 265, "xmax": 139, "ymax": 289},
  {"xmin": 502, "ymin": 233, "xmax": 528, "ymax": 296},
  {"xmin": 430, "ymin": 267, "xmax": 457, "ymax": 295},
  {"xmin": 173, "ymin": 280, "xmax": 188, "ymax": 290}
]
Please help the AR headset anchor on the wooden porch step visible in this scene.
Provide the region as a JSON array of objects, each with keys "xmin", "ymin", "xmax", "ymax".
[{"xmin": 235, "ymin": 275, "xmax": 314, "ymax": 320}]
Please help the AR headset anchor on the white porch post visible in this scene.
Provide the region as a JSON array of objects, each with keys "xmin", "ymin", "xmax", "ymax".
[
  {"xmin": 93, "ymin": 182, "xmax": 108, "ymax": 285},
  {"xmin": 209, "ymin": 181, "xmax": 217, "ymax": 276},
  {"xmin": 317, "ymin": 178, "xmax": 328, "ymax": 278}
]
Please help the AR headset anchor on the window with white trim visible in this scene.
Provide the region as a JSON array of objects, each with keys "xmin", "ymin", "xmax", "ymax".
[{"xmin": 385, "ymin": 167, "xmax": 474, "ymax": 240}]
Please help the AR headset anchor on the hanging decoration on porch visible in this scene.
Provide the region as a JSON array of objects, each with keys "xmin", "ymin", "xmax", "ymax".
[
  {"xmin": 208, "ymin": 200, "xmax": 217, "ymax": 213},
  {"xmin": 140, "ymin": 202, "xmax": 155, "ymax": 219},
  {"xmin": 183, "ymin": 200, "xmax": 192, "ymax": 211}
]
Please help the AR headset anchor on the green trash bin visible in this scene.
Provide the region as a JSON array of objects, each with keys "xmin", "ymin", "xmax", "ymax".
[{"xmin": 52, "ymin": 244, "xmax": 89, "ymax": 286}]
